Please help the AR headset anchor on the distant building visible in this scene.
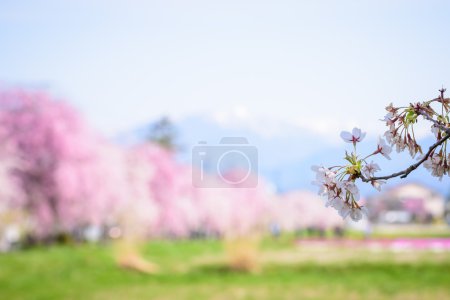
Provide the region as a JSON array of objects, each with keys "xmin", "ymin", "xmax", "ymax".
[
  {"xmin": 445, "ymin": 199, "xmax": 450, "ymax": 225},
  {"xmin": 367, "ymin": 183, "xmax": 445, "ymax": 224}
]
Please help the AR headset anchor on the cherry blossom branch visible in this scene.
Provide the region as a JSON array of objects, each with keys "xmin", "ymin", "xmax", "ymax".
[
  {"xmin": 361, "ymin": 133, "xmax": 450, "ymax": 182},
  {"xmin": 313, "ymin": 88, "xmax": 450, "ymax": 222},
  {"xmin": 418, "ymin": 108, "xmax": 450, "ymax": 134}
]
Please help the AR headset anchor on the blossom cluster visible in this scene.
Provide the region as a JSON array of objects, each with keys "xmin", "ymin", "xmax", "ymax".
[
  {"xmin": 312, "ymin": 165, "xmax": 367, "ymax": 221},
  {"xmin": 382, "ymin": 103, "xmax": 423, "ymax": 157},
  {"xmin": 313, "ymin": 89, "xmax": 450, "ymax": 221},
  {"xmin": 313, "ymin": 128, "xmax": 391, "ymax": 221},
  {"xmin": 382, "ymin": 94, "xmax": 450, "ymax": 180}
]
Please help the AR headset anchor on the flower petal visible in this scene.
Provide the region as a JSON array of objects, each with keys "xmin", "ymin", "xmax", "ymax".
[
  {"xmin": 352, "ymin": 127, "xmax": 361, "ymax": 138},
  {"xmin": 340, "ymin": 131, "xmax": 353, "ymax": 142}
]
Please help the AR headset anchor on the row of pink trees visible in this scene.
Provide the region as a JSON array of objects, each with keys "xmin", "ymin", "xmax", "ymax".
[
  {"xmin": 0, "ymin": 89, "xmax": 270, "ymax": 241},
  {"xmin": 0, "ymin": 88, "xmax": 337, "ymax": 244}
]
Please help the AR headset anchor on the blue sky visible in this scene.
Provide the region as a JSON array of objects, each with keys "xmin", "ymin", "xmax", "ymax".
[{"xmin": 1, "ymin": 0, "xmax": 450, "ymax": 138}]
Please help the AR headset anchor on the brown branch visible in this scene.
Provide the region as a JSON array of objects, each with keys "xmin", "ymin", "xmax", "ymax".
[{"xmin": 361, "ymin": 133, "xmax": 450, "ymax": 182}]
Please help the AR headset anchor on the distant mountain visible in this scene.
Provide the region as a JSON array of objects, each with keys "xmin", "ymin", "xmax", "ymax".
[{"xmin": 115, "ymin": 114, "xmax": 450, "ymax": 197}]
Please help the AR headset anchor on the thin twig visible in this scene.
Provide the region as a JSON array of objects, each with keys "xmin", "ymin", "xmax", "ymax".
[{"xmin": 418, "ymin": 109, "xmax": 450, "ymax": 134}]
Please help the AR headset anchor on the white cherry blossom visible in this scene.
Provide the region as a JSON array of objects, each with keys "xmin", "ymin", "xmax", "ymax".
[
  {"xmin": 370, "ymin": 179, "xmax": 386, "ymax": 191},
  {"xmin": 362, "ymin": 161, "xmax": 380, "ymax": 178},
  {"xmin": 431, "ymin": 124, "xmax": 440, "ymax": 139},
  {"xmin": 376, "ymin": 137, "xmax": 392, "ymax": 160},
  {"xmin": 342, "ymin": 180, "xmax": 360, "ymax": 201},
  {"xmin": 423, "ymin": 153, "xmax": 447, "ymax": 180},
  {"xmin": 340, "ymin": 128, "xmax": 366, "ymax": 145},
  {"xmin": 349, "ymin": 208, "xmax": 363, "ymax": 221},
  {"xmin": 338, "ymin": 204, "xmax": 351, "ymax": 219}
]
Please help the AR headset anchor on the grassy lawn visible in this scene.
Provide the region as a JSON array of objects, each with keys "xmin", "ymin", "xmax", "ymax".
[{"xmin": 1, "ymin": 237, "xmax": 450, "ymax": 300}]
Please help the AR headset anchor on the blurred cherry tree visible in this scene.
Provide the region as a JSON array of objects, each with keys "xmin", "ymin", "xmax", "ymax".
[{"xmin": 0, "ymin": 89, "xmax": 122, "ymax": 238}]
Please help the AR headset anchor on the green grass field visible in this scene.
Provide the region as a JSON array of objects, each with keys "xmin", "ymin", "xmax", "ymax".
[{"xmin": 1, "ymin": 237, "xmax": 450, "ymax": 300}]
